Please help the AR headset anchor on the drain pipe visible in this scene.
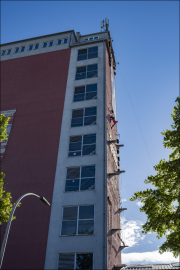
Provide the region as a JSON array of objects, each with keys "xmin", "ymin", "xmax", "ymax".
[{"xmin": 103, "ymin": 39, "xmax": 107, "ymax": 270}]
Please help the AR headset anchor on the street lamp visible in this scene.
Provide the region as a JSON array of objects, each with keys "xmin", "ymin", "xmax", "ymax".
[{"xmin": 0, "ymin": 193, "xmax": 50, "ymax": 269}]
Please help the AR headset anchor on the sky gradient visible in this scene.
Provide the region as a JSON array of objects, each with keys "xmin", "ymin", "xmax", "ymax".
[{"xmin": 1, "ymin": 0, "xmax": 179, "ymax": 265}]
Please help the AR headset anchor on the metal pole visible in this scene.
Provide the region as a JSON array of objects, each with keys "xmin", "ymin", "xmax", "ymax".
[{"xmin": 0, "ymin": 193, "xmax": 50, "ymax": 269}]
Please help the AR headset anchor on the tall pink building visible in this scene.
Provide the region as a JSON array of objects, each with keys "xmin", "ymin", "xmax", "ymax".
[{"xmin": 0, "ymin": 23, "xmax": 127, "ymax": 269}]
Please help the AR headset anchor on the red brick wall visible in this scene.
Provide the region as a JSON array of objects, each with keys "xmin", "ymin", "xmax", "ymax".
[
  {"xmin": 106, "ymin": 45, "xmax": 121, "ymax": 269},
  {"xmin": 1, "ymin": 49, "xmax": 71, "ymax": 269}
]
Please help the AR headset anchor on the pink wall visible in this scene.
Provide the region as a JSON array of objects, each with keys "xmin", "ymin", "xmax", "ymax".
[
  {"xmin": 106, "ymin": 44, "xmax": 122, "ymax": 269},
  {"xmin": 1, "ymin": 49, "xmax": 71, "ymax": 269}
]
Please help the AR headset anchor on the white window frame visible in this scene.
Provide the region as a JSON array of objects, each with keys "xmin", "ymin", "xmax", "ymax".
[
  {"xmin": 57, "ymin": 39, "xmax": 62, "ymax": 45},
  {"xmin": 68, "ymin": 134, "xmax": 96, "ymax": 157},
  {"xmin": 57, "ymin": 253, "xmax": 94, "ymax": 270},
  {"xmin": 61, "ymin": 205, "xmax": 95, "ymax": 236},
  {"xmin": 73, "ymin": 84, "xmax": 97, "ymax": 102},
  {"xmin": 14, "ymin": 47, "xmax": 19, "ymax": 53},
  {"xmin": 65, "ymin": 165, "xmax": 96, "ymax": 192},
  {"xmin": 49, "ymin": 40, "xmax": 53, "ymax": 47},
  {"xmin": 77, "ymin": 46, "xmax": 98, "ymax": 61},
  {"xmin": 75, "ymin": 64, "xmax": 98, "ymax": 80},
  {"xmin": 1, "ymin": 50, "xmax": 6, "ymax": 56},
  {"xmin": 20, "ymin": 46, "xmax": 25, "ymax": 53},
  {"xmin": 34, "ymin": 43, "xmax": 39, "ymax": 50},
  {"xmin": 84, "ymin": 36, "xmax": 99, "ymax": 41},
  {"xmin": 28, "ymin": 44, "xmax": 33, "ymax": 51},
  {"xmin": 42, "ymin": 42, "xmax": 48, "ymax": 48},
  {"xmin": 63, "ymin": 38, "xmax": 68, "ymax": 44},
  {"xmin": 7, "ymin": 49, "xmax": 11, "ymax": 55},
  {"xmin": 71, "ymin": 107, "xmax": 97, "ymax": 127}
]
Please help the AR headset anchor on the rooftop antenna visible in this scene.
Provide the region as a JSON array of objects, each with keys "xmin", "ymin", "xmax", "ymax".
[{"xmin": 101, "ymin": 18, "xmax": 109, "ymax": 31}]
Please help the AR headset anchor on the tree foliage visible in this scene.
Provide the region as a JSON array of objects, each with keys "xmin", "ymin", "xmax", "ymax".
[
  {"xmin": 130, "ymin": 97, "xmax": 180, "ymax": 258},
  {"xmin": 0, "ymin": 114, "xmax": 15, "ymax": 225}
]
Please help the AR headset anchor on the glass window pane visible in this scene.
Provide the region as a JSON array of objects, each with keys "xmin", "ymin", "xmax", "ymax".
[
  {"xmin": 63, "ymin": 207, "xmax": 78, "ymax": 220},
  {"xmin": 68, "ymin": 151, "xmax": 81, "ymax": 157},
  {"xmin": 29, "ymin": 45, "xmax": 33, "ymax": 50},
  {"xmin": 80, "ymin": 178, "xmax": 95, "ymax": 191},
  {"xmin": 83, "ymin": 134, "xmax": 96, "ymax": 144},
  {"xmin": 78, "ymin": 54, "xmax": 87, "ymax": 61},
  {"xmin": 61, "ymin": 221, "xmax": 77, "ymax": 235},
  {"xmin": 87, "ymin": 71, "xmax": 97, "ymax": 78},
  {"xmin": 74, "ymin": 94, "xmax": 85, "ymax": 102},
  {"xmin": 84, "ymin": 116, "xmax": 96, "ymax": 126},
  {"xmin": 77, "ymin": 66, "xmax": 86, "ymax": 73},
  {"xmin": 58, "ymin": 254, "xmax": 74, "ymax": 270},
  {"xmin": 86, "ymin": 92, "xmax": 97, "ymax": 100},
  {"xmin": 88, "ymin": 47, "xmax": 98, "ymax": 53},
  {"xmin": 81, "ymin": 166, "xmax": 95, "ymax": 178},
  {"xmin": 65, "ymin": 179, "xmax": 79, "ymax": 192},
  {"xmin": 35, "ymin": 44, "xmax": 39, "ymax": 49},
  {"xmin": 72, "ymin": 109, "xmax": 83, "ymax": 119},
  {"xmin": 76, "ymin": 254, "xmax": 93, "ymax": 270},
  {"xmin": 87, "ymin": 64, "xmax": 97, "ymax": 71},
  {"xmin": 74, "ymin": 86, "xmax": 85, "ymax": 94},
  {"xmin": 78, "ymin": 220, "xmax": 94, "ymax": 234},
  {"xmin": 49, "ymin": 41, "xmax": 53, "ymax": 46},
  {"xmin": 89, "ymin": 37, "xmax": 93, "ymax": 40},
  {"xmin": 43, "ymin": 43, "xmax": 47, "ymax": 48},
  {"xmin": 85, "ymin": 107, "xmax": 96, "ymax": 116},
  {"xmin": 71, "ymin": 118, "xmax": 83, "ymax": 127},
  {"xmin": 83, "ymin": 144, "xmax": 96, "ymax": 155},
  {"xmin": 64, "ymin": 39, "xmax": 68, "ymax": 44},
  {"xmin": 70, "ymin": 136, "xmax": 82, "ymax": 143},
  {"xmin": 94, "ymin": 36, "xmax": 98, "ymax": 39},
  {"xmin": 15, "ymin": 48, "xmax": 19, "ymax": 53},
  {"xmin": 76, "ymin": 73, "xmax": 86, "ymax": 80},
  {"xmin": 21, "ymin": 47, "xmax": 25, "ymax": 52},
  {"xmin": 7, "ymin": 50, "xmax": 11, "ymax": 55},
  {"xmin": 78, "ymin": 49, "xmax": 87, "ymax": 55},
  {"xmin": 67, "ymin": 167, "xmax": 80, "ymax": 179},
  {"xmin": 86, "ymin": 84, "xmax": 97, "ymax": 92},
  {"xmin": 79, "ymin": 206, "xmax": 94, "ymax": 219},
  {"xmin": 69, "ymin": 142, "xmax": 82, "ymax": 151},
  {"xmin": 1, "ymin": 51, "xmax": 5, "ymax": 56},
  {"xmin": 58, "ymin": 40, "xmax": 62, "ymax": 45},
  {"xmin": 88, "ymin": 47, "xmax": 98, "ymax": 59}
]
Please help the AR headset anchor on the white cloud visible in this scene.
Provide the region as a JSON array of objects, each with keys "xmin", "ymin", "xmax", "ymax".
[
  {"xmin": 122, "ymin": 250, "xmax": 179, "ymax": 264},
  {"xmin": 148, "ymin": 240, "xmax": 152, "ymax": 243},
  {"xmin": 121, "ymin": 217, "xmax": 145, "ymax": 247},
  {"xmin": 136, "ymin": 201, "xmax": 144, "ymax": 207},
  {"xmin": 121, "ymin": 198, "xmax": 127, "ymax": 202}
]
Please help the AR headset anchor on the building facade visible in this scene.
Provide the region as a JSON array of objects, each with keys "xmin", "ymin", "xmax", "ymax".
[{"xmin": 0, "ymin": 26, "xmax": 126, "ymax": 269}]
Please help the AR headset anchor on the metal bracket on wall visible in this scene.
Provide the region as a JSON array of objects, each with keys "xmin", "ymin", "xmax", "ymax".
[
  {"xmin": 119, "ymin": 246, "xmax": 129, "ymax": 251},
  {"xmin": 116, "ymin": 144, "xmax": 124, "ymax": 148},
  {"xmin": 118, "ymin": 208, "xmax": 127, "ymax": 213},
  {"xmin": 107, "ymin": 139, "xmax": 119, "ymax": 145},
  {"xmin": 108, "ymin": 171, "xmax": 125, "ymax": 178},
  {"xmin": 111, "ymin": 228, "xmax": 121, "ymax": 235}
]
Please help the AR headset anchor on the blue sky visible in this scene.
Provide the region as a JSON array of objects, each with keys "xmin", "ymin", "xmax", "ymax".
[{"xmin": 1, "ymin": 1, "xmax": 179, "ymax": 265}]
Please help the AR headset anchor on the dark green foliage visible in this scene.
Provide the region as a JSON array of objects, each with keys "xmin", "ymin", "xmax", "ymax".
[{"xmin": 130, "ymin": 97, "xmax": 180, "ymax": 258}]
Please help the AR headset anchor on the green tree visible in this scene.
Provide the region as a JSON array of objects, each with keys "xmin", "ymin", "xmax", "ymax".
[
  {"xmin": 0, "ymin": 114, "xmax": 15, "ymax": 225},
  {"xmin": 130, "ymin": 97, "xmax": 180, "ymax": 258}
]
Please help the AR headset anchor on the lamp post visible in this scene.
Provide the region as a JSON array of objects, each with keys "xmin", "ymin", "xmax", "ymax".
[{"xmin": 0, "ymin": 193, "xmax": 50, "ymax": 269}]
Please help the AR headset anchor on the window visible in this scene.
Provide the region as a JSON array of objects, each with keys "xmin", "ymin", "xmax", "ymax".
[
  {"xmin": 65, "ymin": 165, "xmax": 95, "ymax": 192},
  {"xmin": 34, "ymin": 44, "xmax": 39, "ymax": 49},
  {"xmin": 61, "ymin": 205, "xmax": 94, "ymax": 235},
  {"xmin": 57, "ymin": 39, "xmax": 62, "ymax": 45},
  {"xmin": 43, "ymin": 42, "xmax": 47, "ymax": 48},
  {"xmin": 21, "ymin": 47, "xmax": 25, "ymax": 52},
  {"xmin": 77, "ymin": 46, "xmax": 98, "ymax": 61},
  {"xmin": 7, "ymin": 49, "xmax": 11, "ymax": 55},
  {"xmin": 89, "ymin": 37, "xmax": 93, "ymax": 40},
  {"xmin": 84, "ymin": 36, "xmax": 98, "ymax": 41},
  {"xmin": 58, "ymin": 253, "xmax": 93, "ymax": 270},
  {"xmin": 74, "ymin": 84, "xmax": 97, "ymax": 102},
  {"xmin": 1, "ymin": 51, "xmax": 6, "ymax": 56},
  {"xmin": 75, "ymin": 64, "xmax": 98, "ymax": 80},
  {"xmin": 15, "ymin": 48, "xmax": 19, "ymax": 53},
  {"xmin": 71, "ymin": 107, "xmax": 96, "ymax": 127},
  {"xmin": 49, "ymin": 41, "xmax": 53, "ymax": 46},
  {"xmin": 28, "ymin": 45, "xmax": 33, "ymax": 51},
  {"xmin": 84, "ymin": 38, "xmax": 88, "ymax": 41},
  {"xmin": 68, "ymin": 134, "xmax": 96, "ymax": 157},
  {"xmin": 64, "ymin": 38, "xmax": 68, "ymax": 44},
  {"xmin": 94, "ymin": 36, "xmax": 99, "ymax": 40}
]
